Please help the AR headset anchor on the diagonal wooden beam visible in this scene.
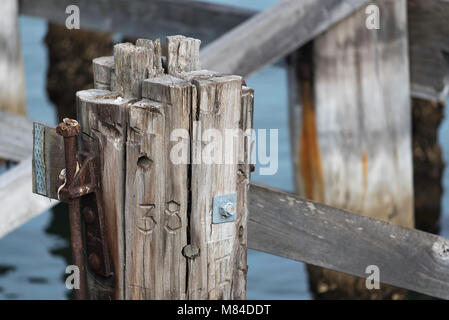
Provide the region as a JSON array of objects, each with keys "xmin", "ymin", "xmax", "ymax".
[
  {"xmin": 247, "ymin": 182, "xmax": 449, "ymax": 300},
  {"xmin": 0, "ymin": 111, "xmax": 33, "ymax": 162},
  {"xmin": 201, "ymin": 0, "xmax": 371, "ymax": 77},
  {"xmin": 0, "ymin": 156, "xmax": 58, "ymax": 238}
]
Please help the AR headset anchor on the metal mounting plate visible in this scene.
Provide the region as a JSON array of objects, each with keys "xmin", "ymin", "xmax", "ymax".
[
  {"xmin": 33, "ymin": 123, "xmax": 47, "ymax": 196},
  {"xmin": 212, "ymin": 193, "xmax": 237, "ymax": 224},
  {"xmin": 32, "ymin": 122, "xmax": 65, "ymax": 199}
]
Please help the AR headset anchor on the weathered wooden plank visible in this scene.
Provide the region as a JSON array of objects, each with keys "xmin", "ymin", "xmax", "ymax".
[
  {"xmin": 248, "ymin": 183, "xmax": 449, "ymax": 300},
  {"xmin": 201, "ymin": 0, "xmax": 371, "ymax": 77},
  {"xmin": 0, "ymin": 0, "xmax": 26, "ymax": 116},
  {"xmin": 19, "ymin": 0, "xmax": 254, "ymax": 43},
  {"xmin": 93, "ymin": 56, "xmax": 114, "ymax": 91},
  {"xmin": 166, "ymin": 35, "xmax": 201, "ymax": 76},
  {"xmin": 232, "ymin": 86, "xmax": 254, "ymax": 299},
  {"xmin": 0, "ymin": 157, "xmax": 58, "ymax": 239},
  {"xmin": 185, "ymin": 72, "xmax": 244, "ymax": 299},
  {"xmin": 0, "ymin": 111, "xmax": 33, "ymax": 162},
  {"xmin": 408, "ymin": 0, "xmax": 449, "ymax": 101},
  {"xmin": 77, "ymin": 89, "xmax": 133, "ymax": 299},
  {"xmin": 112, "ymin": 42, "xmax": 164, "ymax": 99},
  {"xmin": 20, "ymin": 0, "xmax": 449, "ymax": 100},
  {"xmin": 125, "ymin": 76, "xmax": 193, "ymax": 299},
  {"xmin": 288, "ymin": 0, "xmax": 414, "ymax": 299}
]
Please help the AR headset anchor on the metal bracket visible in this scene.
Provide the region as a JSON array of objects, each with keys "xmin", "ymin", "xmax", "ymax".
[
  {"xmin": 33, "ymin": 123, "xmax": 47, "ymax": 195},
  {"xmin": 32, "ymin": 121, "xmax": 113, "ymax": 281},
  {"xmin": 59, "ymin": 150, "xmax": 113, "ymax": 278},
  {"xmin": 212, "ymin": 193, "xmax": 237, "ymax": 224}
]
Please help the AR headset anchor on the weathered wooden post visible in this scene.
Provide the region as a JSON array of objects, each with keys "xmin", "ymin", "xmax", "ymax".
[
  {"xmin": 76, "ymin": 36, "xmax": 253, "ymax": 299},
  {"xmin": 0, "ymin": 0, "xmax": 26, "ymax": 117},
  {"xmin": 288, "ymin": 0, "xmax": 414, "ymax": 299}
]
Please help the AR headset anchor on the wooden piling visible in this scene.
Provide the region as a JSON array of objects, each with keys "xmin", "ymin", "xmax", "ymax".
[
  {"xmin": 76, "ymin": 90, "xmax": 133, "ymax": 299},
  {"xmin": 288, "ymin": 0, "xmax": 414, "ymax": 299},
  {"xmin": 0, "ymin": 0, "xmax": 26, "ymax": 117},
  {"xmin": 78, "ymin": 36, "xmax": 253, "ymax": 299}
]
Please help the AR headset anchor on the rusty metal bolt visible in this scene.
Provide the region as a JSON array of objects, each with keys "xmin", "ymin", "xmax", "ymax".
[
  {"xmin": 83, "ymin": 207, "xmax": 96, "ymax": 224},
  {"xmin": 56, "ymin": 118, "xmax": 81, "ymax": 137},
  {"xmin": 88, "ymin": 253, "xmax": 101, "ymax": 272}
]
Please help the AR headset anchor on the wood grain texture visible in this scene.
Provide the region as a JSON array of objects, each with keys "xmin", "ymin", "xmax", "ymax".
[
  {"xmin": 125, "ymin": 76, "xmax": 193, "ymax": 299},
  {"xmin": 184, "ymin": 72, "xmax": 244, "ymax": 299},
  {"xmin": 19, "ymin": 0, "xmax": 254, "ymax": 44},
  {"xmin": 93, "ymin": 56, "xmax": 114, "ymax": 90},
  {"xmin": 167, "ymin": 35, "xmax": 201, "ymax": 76},
  {"xmin": 315, "ymin": 0, "xmax": 413, "ymax": 228},
  {"xmin": 232, "ymin": 86, "xmax": 254, "ymax": 299},
  {"xmin": 0, "ymin": 157, "xmax": 58, "ymax": 239},
  {"xmin": 0, "ymin": 111, "xmax": 33, "ymax": 162},
  {"xmin": 248, "ymin": 182, "xmax": 449, "ymax": 300},
  {"xmin": 0, "ymin": 0, "xmax": 26, "ymax": 115},
  {"xmin": 408, "ymin": 0, "xmax": 449, "ymax": 101},
  {"xmin": 289, "ymin": 0, "xmax": 414, "ymax": 299},
  {"xmin": 201, "ymin": 0, "xmax": 371, "ymax": 77},
  {"xmin": 77, "ymin": 89, "xmax": 133, "ymax": 299},
  {"xmin": 112, "ymin": 42, "xmax": 163, "ymax": 99}
]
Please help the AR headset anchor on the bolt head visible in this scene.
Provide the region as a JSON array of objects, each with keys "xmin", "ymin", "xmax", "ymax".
[
  {"xmin": 220, "ymin": 202, "xmax": 236, "ymax": 218},
  {"xmin": 56, "ymin": 118, "xmax": 81, "ymax": 137}
]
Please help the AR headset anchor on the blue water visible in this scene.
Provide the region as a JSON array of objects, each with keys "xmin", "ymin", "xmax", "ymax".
[{"xmin": 0, "ymin": 0, "xmax": 447, "ymax": 299}]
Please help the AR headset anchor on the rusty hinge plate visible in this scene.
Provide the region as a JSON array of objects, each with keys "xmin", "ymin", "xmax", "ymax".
[{"xmin": 32, "ymin": 122, "xmax": 113, "ymax": 279}]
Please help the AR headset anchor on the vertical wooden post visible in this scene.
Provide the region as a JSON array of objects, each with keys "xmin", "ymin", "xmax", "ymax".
[
  {"xmin": 79, "ymin": 36, "xmax": 252, "ymax": 299},
  {"xmin": 125, "ymin": 76, "xmax": 193, "ymax": 299},
  {"xmin": 184, "ymin": 72, "xmax": 247, "ymax": 300},
  {"xmin": 0, "ymin": 0, "xmax": 26, "ymax": 114},
  {"xmin": 289, "ymin": 0, "xmax": 413, "ymax": 299},
  {"xmin": 77, "ymin": 90, "xmax": 133, "ymax": 299}
]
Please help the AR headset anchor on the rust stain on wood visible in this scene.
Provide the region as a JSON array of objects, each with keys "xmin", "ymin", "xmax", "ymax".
[
  {"xmin": 298, "ymin": 80, "xmax": 324, "ymax": 202},
  {"xmin": 362, "ymin": 151, "xmax": 368, "ymax": 192}
]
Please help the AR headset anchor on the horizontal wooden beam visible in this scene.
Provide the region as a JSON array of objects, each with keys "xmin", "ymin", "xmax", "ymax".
[
  {"xmin": 0, "ymin": 157, "xmax": 58, "ymax": 238},
  {"xmin": 247, "ymin": 183, "xmax": 449, "ymax": 300},
  {"xmin": 19, "ymin": 0, "xmax": 254, "ymax": 43},
  {"xmin": 201, "ymin": 0, "xmax": 371, "ymax": 77},
  {"xmin": 0, "ymin": 111, "xmax": 33, "ymax": 162}
]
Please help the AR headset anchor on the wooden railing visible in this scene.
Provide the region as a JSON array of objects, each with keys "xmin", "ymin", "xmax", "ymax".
[{"xmin": 249, "ymin": 183, "xmax": 449, "ymax": 300}]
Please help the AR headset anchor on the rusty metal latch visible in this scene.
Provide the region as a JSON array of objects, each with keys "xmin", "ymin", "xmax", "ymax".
[
  {"xmin": 33, "ymin": 118, "xmax": 113, "ymax": 299},
  {"xmin": 58, "ymin": 150, "xmax": 113, "ymax": 278}
]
